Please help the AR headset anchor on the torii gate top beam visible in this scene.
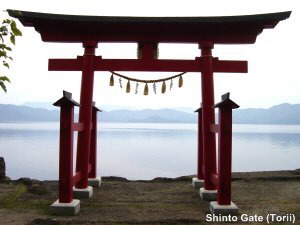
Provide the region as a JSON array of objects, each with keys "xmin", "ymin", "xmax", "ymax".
[{"xmin": 8, "ymin": 10, "xmax": 290, "ymax": 44}]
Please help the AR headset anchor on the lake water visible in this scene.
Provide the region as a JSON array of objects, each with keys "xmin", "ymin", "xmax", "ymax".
[{"xmin": 0, "ymin": 122, "xmax": 299, "ymax": 180}]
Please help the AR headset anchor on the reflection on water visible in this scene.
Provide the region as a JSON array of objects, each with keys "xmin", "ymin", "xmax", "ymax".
[
  {"xmin": 0, "ymin": 122, "xmax": 299, "ymax": 180},
  {"xmin": 234, "ymin": 132, "xmax": 300, "ymax": 148}
]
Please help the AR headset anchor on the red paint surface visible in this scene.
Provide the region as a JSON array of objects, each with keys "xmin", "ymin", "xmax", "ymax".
[
  {"xmin": 200, "ymin": 42, "xmax": 217, "ymax": 191},
  {"xmin": 197, "ymin": 110, "xmax": 204, "ymax": 180},
  {"xmin": 75, "ymin": 42, "xmax": 98, "ymax": 189},
  {"xmin": 89, "ymin": 106, "xmax": 98, "ymax": 178},
  {"xmin": 217, "ymin": 106, "xmax": 234, "ymax": 205},
  {"xmin": 49, "ymin": 57, "xmax": 247, "ymax": 73},
  {"xmin": 58, "ymin": 104, "xmax": 74, "ymax": 203},
  {"xmin": 12, "ymin": 10, "xmax": 289, "ymax": 44}
]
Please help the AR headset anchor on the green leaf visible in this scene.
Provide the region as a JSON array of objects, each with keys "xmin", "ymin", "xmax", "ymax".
[
  {"xmin": 2, "ymin": 19, "xmax": 11, "ymax": 24},
  {"xmin": 5, "ymin": 46, "xmax": 11, "ymax": 51},
  {"xmin": 0, "ymin": 76, "xmax": 11, "ymax": 82},
  {"xmin": 3, "ymin": 61, "xmax": 9, "ymax": 68},
  {"xmin": 0, "ymin": 81, "xmax": 7, "ymax": 93},
  {"xmin": 0, "ymin": 26, "xmax": 8, "ymax": 33},
  {"xmin": 0, "ymin": 50, "xmax": 7, "ymax": 57},
  {"xmin": 0, "ymin": 44, "xmax": 12, "ymax": 51},
  {"xmin": 10, "ymin": 21, "xmax": 22, "ymax": 36},
  {"xmin": 10, "ymin": 35, "xmax": 15, "ymax": 45}
]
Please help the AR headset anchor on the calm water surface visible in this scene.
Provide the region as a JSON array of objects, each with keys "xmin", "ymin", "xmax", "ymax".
[{"xmin": 0, "ymin": 122, "xmax": 299, "ymax": 180}]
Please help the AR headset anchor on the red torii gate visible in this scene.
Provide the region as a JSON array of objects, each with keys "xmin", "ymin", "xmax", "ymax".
[{"xmin": 9, "ymin": 9, "xmax": 290, "ymax": 216}]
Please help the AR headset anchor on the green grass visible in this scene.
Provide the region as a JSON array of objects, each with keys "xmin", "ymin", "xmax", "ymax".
[
  {"xmin": 0, "ymin": 184, "xmax": 27, "ymax": 208},
  {"xmin": 0, "ymin": 184, "xmax": 51, "ymax": 214}
]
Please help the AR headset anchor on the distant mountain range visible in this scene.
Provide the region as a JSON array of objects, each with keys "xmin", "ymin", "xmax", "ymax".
[
  {"xmin": 233, "ymin": 103, "xmax": 300, "ymax": 125},
  {"xmin": 100, "ymin": 109, "xmax": 196, "ymax": 123},
  {"xmin": 22, "ymin": 102, "xmax": 195, "ymax": 113},
  {"xmin": 0, "ymin": 103, "xmax": 299, "ymax": 125},
  {"xmin": 0, "ymin": 104, "xmax": 60, "ymax": 122}
]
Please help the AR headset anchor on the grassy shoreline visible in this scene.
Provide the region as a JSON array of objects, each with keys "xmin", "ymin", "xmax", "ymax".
[{"xmin": 0, "ymin": 170, "xmax": 299, "ymax": 225}]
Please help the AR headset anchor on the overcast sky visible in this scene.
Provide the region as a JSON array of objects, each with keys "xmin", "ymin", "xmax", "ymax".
[{"xmin": 0, "ymin": 0, "xmax": 298, "ymax": 109}]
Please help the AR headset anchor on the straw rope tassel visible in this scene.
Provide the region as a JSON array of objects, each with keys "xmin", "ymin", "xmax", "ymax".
[
  {"xmin": 144, "ymin": 83, "xmax": 149, "ymax": 95},
  {"xmin": 126, "ymin": 80, "xmax": 131, "ymax": 93},
  {"xmin": 109, "ymin": 73, "xmax": 114, "ymax": 86},
  {"xmin": 179, "ymin": 75, "xmax": 183, "ymax": 87},
  {"xmin": 109, "ymin": 71, "xmax": 187, "ymax": 95},
  {"xmin": 162, "ymin": 81, "xmax": 166, "ymax": 93}
]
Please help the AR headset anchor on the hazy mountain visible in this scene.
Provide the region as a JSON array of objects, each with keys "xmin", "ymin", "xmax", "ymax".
[
  {"xmin": 22, "ymin": 102, "xmax": 58, "ymax": 111},
  {"xmin": 100, "ymin": 104, "xmax": 140, "ymax": 112},
  {"xmin": 233, "ymin": 103, "xmax": 300, "ymax": 125},
  {"xmin": 171, "ymin": 107, "xmax": 195, "ymax": 114},
  {"xmin": 0, "ymin": 104, "xmax": 59, "ymax": 122},
  {"xmin": 22, "ymin": 102, "xmax": 195, "ymax": 113},
  {"xmin": 100, "ymin": 109, "xmax": 196, "ymax": 123},
  {"xmin": 0, "ymin": 104, "xmax": 196, "ymax": 123},
  {"xmin": 0, "ymin": 103, "xmax": 300, "ymax": 125}
]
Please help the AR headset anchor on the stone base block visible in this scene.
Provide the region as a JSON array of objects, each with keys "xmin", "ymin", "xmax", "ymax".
[
  {"xmin": 50, "ymin": 199, "xmax": 80, "ymax": 216},
  {"xmin": 88, "ymin": 177, "xmax": 102, "ymax": 187},
  {"xmin": 192, "ymin": 177, "xmax": 204, "ymax": 189},
  {"xmin": 210, "ymin": 201, "xmax": 239, "ymax": 216},
  {"xmin": 200, "ymin": 187, "xmax": 217, "ymax": 201},
  {"xmin": 73, "ymin": 186, "xmax": 93, "ymax": 199}
]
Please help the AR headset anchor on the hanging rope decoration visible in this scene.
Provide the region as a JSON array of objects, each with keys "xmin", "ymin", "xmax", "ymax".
[
  {"xmin": 161, "ymin": 81, "xmax": 166, "ymax": 94},
  {"xmin": 119, "ymin": 78, "xmax": 123, "ymax": 88},
  {"xmin": 135, "ymin": 82, "xmax": 139, "ymax": 94},
  {"xmin": 126, "ymin": 80, "xmax": 130, "ymax": 93},
  {"xmin": 109, "ymin": 71, "xmax": 186, "ymax": 95},
  {"xmin": 170, "ymin": 79, "xmax": 173, "ymax": 90},
  {"xmin": 153, "ymin": 83, "xmax": 157, "ymax": 94}
]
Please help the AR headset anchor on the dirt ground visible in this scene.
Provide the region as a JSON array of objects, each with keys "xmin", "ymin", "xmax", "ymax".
[{"xmin": 0, "ymin": 170, "xmax": 299, "ymax": 225}]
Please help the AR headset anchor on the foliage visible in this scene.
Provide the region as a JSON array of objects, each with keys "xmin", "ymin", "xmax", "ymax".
[{"xmin": 0, "ymin": 13, "xmax": 22, "ymax": 93}]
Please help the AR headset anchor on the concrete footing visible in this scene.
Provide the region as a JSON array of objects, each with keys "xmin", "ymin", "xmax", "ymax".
[
  {"xmin": 210, "ymin": 201, "xmax": 239, "ymax": 216},
  {"xmin": 192, "ymin": 177, "xmax": 204, "ymax": 189},
  {"xmin": 73, "ymin": 186, "xmax": 93, "ymax": 199},
  {"xmin": 50, "ymin": 199, "xmax": 80, "ymax": 216},
  {"xmin": 200, "ymin": 187, "xmax": 217, "ymax": 201},
  {"xmin": 88, "ymin": 176, "xmax": 102, "ymax": 187}
]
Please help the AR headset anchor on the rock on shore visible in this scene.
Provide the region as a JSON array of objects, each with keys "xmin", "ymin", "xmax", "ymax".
[{"xmin": 0, "ymin": 157, "xmax": 10, "ymax": 181}]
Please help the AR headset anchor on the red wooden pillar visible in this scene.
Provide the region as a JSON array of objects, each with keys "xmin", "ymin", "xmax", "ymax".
[
  {"xmin": 53, "ymin": 91, "xmax": 79, "ymax": 203},
  {"xmin": 89, "ymin": 102, "xmax": 101, "ymax": 178},
  {"xmin": 195, "ymin": 107, "xmax": 204, "ymax": 180},
  {"xmin": 75, "ymin": 41, "xmax": 98, "ymax": 189},
  {"xmin": 214, "ymin": 93, "xmax": 239, "ymax": 205},
  {"xmin": 199, "ymin": 42, "xmax": 217, "ymax": 190}
]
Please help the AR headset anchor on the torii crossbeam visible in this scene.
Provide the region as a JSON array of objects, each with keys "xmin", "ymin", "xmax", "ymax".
[
  {"xmin": 9, "ymin": 9, "xmax": 291, "ymax": 216},
  {"xmin": 48, "ymin": 55, "xmax": 247, "ymax": 73}
]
